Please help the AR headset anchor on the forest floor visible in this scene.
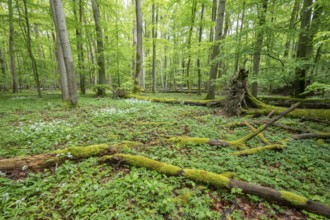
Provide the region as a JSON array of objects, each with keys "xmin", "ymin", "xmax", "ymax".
[{"xmin": 0, "ymin": 91, "xmax": 329, "ymax": 219}]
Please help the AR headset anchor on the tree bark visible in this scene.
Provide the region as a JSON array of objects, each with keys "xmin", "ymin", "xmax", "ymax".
[
  {"xmin": 91, "ymin": 0, "xmax": 106, "ymax": 96},
  {"xmin": 186, "ymin": 0, "xmax": 197, "ymax": 94},
  {"xmin": 74, "ymin": 0, "xmax": 86, "ymax": 95},
  {"xmin": 8, "ymin": 0, "xmax": 18, "ymax": 93},
  {"xmin": 293, "ymin": 0, "xmax": 313, "ymax": 98},
  {"xmin": 251, "ymin": 0, "xmax": 268, "ymax": 97},
  {"xmin": 233, "ymin": 1, "xmax": 246, "ymax": 73},
  {"xmin": 134, "ymin": 0, "xmax": 144, "ymax": 92},
  {"xmin": 197, "ymin": 3, "xmax": 205, "ymax": 96},
  {"xmin": 205, "ymin": 0, "xmax": 226, "ymax": 100},
  {"xmin": 52, "ymin": 0, "xmax": 78, "ymax": 107},
  {"xmin": 283, "ymin": 0, "xmax": 300, "ymax": 57},
  {"xmin": 50, "ymin": 0, "xmax": 69, "ymax": 100},
  {"xmin": 0, "ymin": 48, "xmax": 7, "ymax": 91},
  {"xmin": 152, "ymin": 2, "xmax": 157, "ymax": 93}
]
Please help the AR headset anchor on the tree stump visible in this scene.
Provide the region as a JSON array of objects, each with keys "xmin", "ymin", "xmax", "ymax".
[{"xmin": 223, "ymin": 68, "xmax": 249, "ymax": 116}]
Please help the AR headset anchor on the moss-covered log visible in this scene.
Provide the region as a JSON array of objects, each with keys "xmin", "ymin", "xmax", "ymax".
[
  {"xmin": 0, "ymin": 144, "xmax": 120, "ymax": 173},
  {"xmin": 258, "ymin": 96, "xmax": 330, "ymax": 109},
  {"xmin": 169, "ymin": 103, "xmax": 300, "ymax": 148},
  {"xmin": 231, "ymin": 144, "xmax": 284, "ymax": 156},
  {"xmin": 244, "ymin": 121, "xmax": 271, "ymax": 145},
  {"xmin": 102, "ymin": 154, "xmax": 330, "ymax": 218},
  {"xmin": 122, "ymin": 94, "xmax": 224, "ymax": 107}
]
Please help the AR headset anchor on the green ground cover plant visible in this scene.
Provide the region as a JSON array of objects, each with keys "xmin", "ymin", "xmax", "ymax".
[{"xmin": 0, "ymin": 92, "xmax": 329, "ymax": 219}]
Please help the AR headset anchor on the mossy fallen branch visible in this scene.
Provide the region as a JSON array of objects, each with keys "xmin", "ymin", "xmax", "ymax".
[
  {"xmin": 122, "ymin": 94, "xmax": 224, "ymax": 107},
  {"xmin": 244, "ymin": 121, "xmax": 271, "ymax": 145},
  {"xmin": 231, "ymin": 144, "xmax": 284, "ymax": 156},
  {"xmin": 102, "ymin": 154, "xmax": 330, "ymax": 218}
]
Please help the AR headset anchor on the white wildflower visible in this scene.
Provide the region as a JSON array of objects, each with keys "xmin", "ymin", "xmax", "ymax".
[
  {"xmin": 67, "ymin": 152, "xmax": 73, "ymax": 158},
  {"xmin": 22, "ymin": 165, "xmax": 28, "ymax": 171},
  {"xmin": 3, "ymin": 193, "xmax": 9, "ymax": 201}
]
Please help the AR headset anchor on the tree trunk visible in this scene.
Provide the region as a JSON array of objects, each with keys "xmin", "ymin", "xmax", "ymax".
[
  {"xmin": 0, "ymin": 48, "xmax": 7, "ymax": 91},
  {"xmin": 283, "ymin": 0, "xmax": 300, "ymax": 57},
  {"xmin": 52, "ymin": 0, "xmax": 78, "ymax": 107},
  {"xmin": 293, "ymin": 0, "xmax": 312, "ymax": 98},
  {"xmin": 152, "ymin": 2, "xmax": 157, "ymax": 93},
  {"xmin": 50, "ymin": 0, "xmax": 69, "ymax": 100},
  {"xmin": 251, "ymin": 0, "xmax": 268, "ymax": 97},
  {"xmin": 74, "ymin": 0, "xmax": 86, "ymax": 95},
  {"xmin": 205, "ymin": 0, "xmax": 226, "ymax": 100},
  {"xmin": 91, "ymin": 0, "xmax": 106, "ymax": 96},
  {"xmin": 134, "ymin": 0, "xmax": 144, "ymax": 92},
  {"xmin": 186, "ymin": 0, "xmax": 197, "ymax": 94},
  {"xmin": 23, "ymin": 0, "xmax": 42, "ymax": 97},
  {"xmin": 197, "ymin": 3, "xmax": 205, "ymax": 96},
  {"xmin": 8, "ymin": 0, "xmax": 18, "ymax": 93},
  {"xmin": 233, "ymin": 1, "xmax": 246, "ymax": 73}
]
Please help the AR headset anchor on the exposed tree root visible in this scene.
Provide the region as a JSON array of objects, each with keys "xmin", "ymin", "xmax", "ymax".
[{"xmin": 102, "ymin": 154, "xmax": 330, "ymax": 218}]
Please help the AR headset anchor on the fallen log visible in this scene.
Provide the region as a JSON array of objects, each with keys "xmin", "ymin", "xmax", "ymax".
[
  {"xmin": 169, "ymin": 103, "xmax": 300, "ymax": 148},
  {"xmin": 231, "ymin": 144, "xmax": 284, "ymax": 156},
  {"xmin": 102, "ymin": 154, "xmax": 330, "ymax": 218},
  {"xmin": 0, "ymin": 144, "xmax": 123, "ymax": 173},
  {"xmin": 123, "ymin": 94, "xmax": 224, "ymax": 107}
]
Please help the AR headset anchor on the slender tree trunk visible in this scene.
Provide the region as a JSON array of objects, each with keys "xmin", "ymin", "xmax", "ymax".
[
  {"xmin": 52, "ymin": 0, "xmax": 78, "ymax": 107},
  {"xmin": 8, "ymin": 0, "xmax": 18, "ymax": 93},
  {"xmin": 186, "ymin": 0, "xmax": 197, "ymax": 93},
  {"xmin": 23, "ymin": 0, "xmax": 42, "ymax": 97},
  {"xmin": 164, "ymin": 36, "xmax": 168, "ymax": 90},
  {"xmin": 50, "ymin": 1, "xmax": 69, "ymax": 100},
  {"xmin": 73, "ymin": 0, "xmax": 86, "ymax": 94},
  {"xmin": 0, "ymin": 48, "xmax": 7, "ymax": 91},
  {"xmin": 251, "ymin": 0, "xmax": 268, "ymax": 97},
  {"xmin": 91, "ymin": 0, "xmax": 106, "ymax": 96},
  {"xmin": 152, "ymin": 2, "xmax": 157, "ymax": 93},
  {"xmin": 197, "ymin": 3, "xmax": 204, "ymax": 96},
  {"xmin": 134, "ymin": 0, "xmax": 143, "ymax": 91},
  {"xmin": 283, "ymin": 0, "xmax": 300, "ymax": 58},
  {"xmin": 205, "ymin": 0, "xmax": 226, "ymax": 100},
  {"xmin": 293, "ymin": 0, "xmax": 312, "ymax": 98},
  {"xmin": 234, "ymin": 1, "xmax": 245, "ymax": 73}
]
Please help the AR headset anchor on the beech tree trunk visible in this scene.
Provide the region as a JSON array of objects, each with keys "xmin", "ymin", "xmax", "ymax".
[
  {"xmin": 197, "ymin": 3, "xmax": 205, "ymax": 96},
  {"xmin": 134, "ymin": 0, "xmax": 144, "ymax": 91},
  {"xmin": 205, "ymin": 0, "xmax": 226, "ymax": 100},
  {"xmin": 293, "ymin": 0, "xmax": 312, "ymax": 98},
  {"xmin": 8, "ymin": 0, "xmax": 18, "ymax": 93},
  {"xmin": 152, "ymin": 2, "xmax": 157, "ymax": 93},
  {"xmin": 74, "ymin": 0, "xmax": 86, "ymax": 95},
  {"xmin": 91, "ymin": 0, "xmax": 106, "ymax": 96},
  {"xmin": 186, "ymin": 0, "xmax": 197, "ymax": 94},
  {"xmin": 283, "ymin": 0, "xmax": 300, "ymax": 57},
  {"xmin": 0, "ymin": 48, "xmax": 7, "ymax": 91},
  {"xmin": 52, "ymin": 0, "xmax": 78, "ymax": 107},
  {"xmin": 251, "ymin": 0, "xmax": 268, "ymax": 97},
  {"xmin": 50, "ymin": 0, "xmax": 69, "ymax": 100}
]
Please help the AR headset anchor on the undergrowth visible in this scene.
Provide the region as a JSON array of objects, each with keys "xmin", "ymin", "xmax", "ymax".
[{"xmin": 0, "ymin": 91, "xmax": 329, "ymax": 219}]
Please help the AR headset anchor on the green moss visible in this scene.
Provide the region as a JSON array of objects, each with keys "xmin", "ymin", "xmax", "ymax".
[
  {"xmin": 246, "ymin": 107, "xmax": 330, "ymax": 120},
  {"xmin": 113, "ymin": 154, "xmax": 182, "ymax": 175},
  {"xmin": 54, "ymin": 144, "xmax": 109, "ymax": 158},
  {"xmin": 280, "ymin": 191, "xmax": 308, "ymax": 206},
  {"xmin": 221, "ymin": 172, "xmax": 235, "ymax": 178},
  {"xmin": 317, "ymin": 139, "xmax": 325, "ymax": 145},
  {"xmin": 168, "ymin": 136, "xmax": 210, "ymax": 145},
  {"xmin": 173, "ymin": 192, "xmax": 193, "ymax": 204},
  {"xmin": 232, "ymin": 144, "xmax": 283, "ymax": 156},
  {"xmin": 183, "ymin": 169, "xmax": 230, "ymax": 188}
]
